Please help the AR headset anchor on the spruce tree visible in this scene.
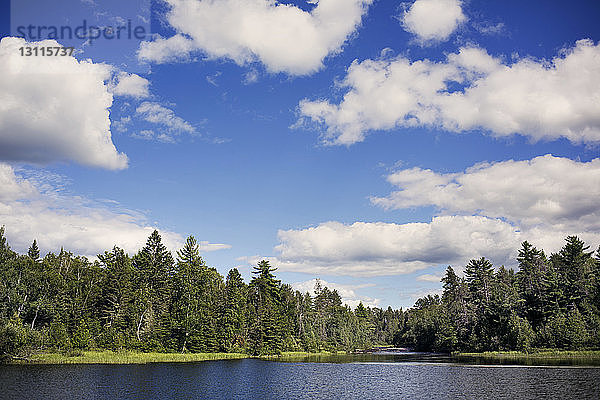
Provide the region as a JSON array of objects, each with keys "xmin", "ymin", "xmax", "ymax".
[
  {"xmin": 516, "ymin": 241, "xmax": 548, "ymax": 328},
  {"xmin": 27, "ymin": 240, "xmax": 40, "ymax": 262},
  {"xmin": 132, "ymin": 230, "xmax": 174, "ymax": 347},
  {"xmin": 222, "ymin": 268, "xmax": 247, "ymax": 351}
]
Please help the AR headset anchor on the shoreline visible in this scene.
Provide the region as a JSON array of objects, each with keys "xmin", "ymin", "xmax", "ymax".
[
  {"xmin": 8, "ymin": 350, "xmax": 345, "ymax": 365},
  {"xmin": 12, "ymin": 351, "xmax": 250, "ymax": 365},
  {"xmin": 8, "ymin": 349, "xmax": 600, "ymax": 365},
  {"xmin": 454, "ymin": 350, "xmax": 600, "ymax": 363}
]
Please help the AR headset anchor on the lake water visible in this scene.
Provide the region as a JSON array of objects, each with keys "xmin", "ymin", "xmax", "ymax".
[{"xmin": 1, "ymin": 354, "xmax": 599, "ymax": 399}]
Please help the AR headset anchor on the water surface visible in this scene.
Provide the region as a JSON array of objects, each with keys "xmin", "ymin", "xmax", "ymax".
[{"xmin": 1, "ymin": 355, "xmax": 599, "ymax": 399}]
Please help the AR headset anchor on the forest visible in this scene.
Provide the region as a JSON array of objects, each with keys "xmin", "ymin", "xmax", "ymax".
[{"xmin": 0, "ymin": 226, "xmax": 599, "ymax": 361}]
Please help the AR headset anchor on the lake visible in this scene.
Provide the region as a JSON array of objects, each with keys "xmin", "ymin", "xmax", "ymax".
[{"xmin": 1, "ymin": 354, "xmax": 599, "ymax": 399}]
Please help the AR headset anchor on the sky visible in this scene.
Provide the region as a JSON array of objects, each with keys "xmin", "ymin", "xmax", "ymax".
[{"xmin": 0, "ymin": 0, "xmax": 599, "ymax": 309}]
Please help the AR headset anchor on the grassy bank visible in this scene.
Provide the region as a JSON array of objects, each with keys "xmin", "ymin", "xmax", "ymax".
[
  {"xmin": 455, "ymin": 350, "xmax": 600, "ymax": 364},
  {"xmin": 15, "ymin": 350, "xmax": 346, "ymax": 364},
  {"xmin": 262, "ymin": 351, "xmax": 346, "ymax": 359},
  {"xmin": 19, "ymin": 350, "xmax": 249, "ymax": 365}
]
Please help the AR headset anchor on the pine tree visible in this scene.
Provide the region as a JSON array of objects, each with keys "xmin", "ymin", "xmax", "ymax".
[
  {"xmin": 221, "ymin": 268, "xmax": 247, "ymax": 351},
  {"xmin": 465, "ymin": 258, "xmax": 494, "ymax": 306},
  {"xmin": 248, "ymin": 260, "xmax": 283, "ymax": 355},
  {"xmin": 97, "ymin": 247, "xmax": 134, "ymax": 347},
  {"xmin": 172, "ymin": 236, "xmax": 205, "ymax": 352},
  {"xmin": 516, "ymin": 241, "xmax": 548, "ymax": 328},
  {"xmin": 555, "ymin": 236, "xmax": 594, "ymax": 310},
  {"xmin": 441, "ymin": 266, "xmax": 469, "ymax": 346},
  {"xmin": 464, "ymin": 258, "xmax": 495, "ymax": 350},
  {"xmin": 132, "ymin": 230, "xmax": 174, "ymax": 347},
  {"xmin": 27, "ymin": 240, "xmax": 40, "ymax": 262}
]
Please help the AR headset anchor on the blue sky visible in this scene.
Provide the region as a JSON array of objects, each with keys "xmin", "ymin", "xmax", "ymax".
[{"xmin": 1, "ymin": 0, "xmax": 599, "ymax": 309}]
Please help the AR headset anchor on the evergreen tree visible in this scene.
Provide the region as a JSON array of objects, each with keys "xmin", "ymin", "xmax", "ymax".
[
  {"xmin": 27, "ymin": 240, "xmax": 40, "ymax": 262},
  {"xmin": 516, "ymin": 241, "xmax": 548, "ymax": 328},
  {"xmin": 464, "ymin": 258, "xmax": 495, "ymax": 350},
  {"xmin": 132, "ymin": 230, "xmax": 174, "ymax": 348},
  {"xmin": 221, "ymin": 268, "xmax": 247, "ymax": 351},
  {"xmin": 465, "ymin": 258, "xmax": 495, "ymax": 305},
  {"xmin": 440, "ymin": 266, "xmax": 470, "ymax": 347},
  {"xmin": 554, "ymin": 236, "xmax": 594, "ymax": 311},
  {"xmin": 97, "ymin": 247, "xmax": 134, "ymax": 349},
  {"xmin": 248, "ymin": 260, "xmax": 283, "ymax": 355}
]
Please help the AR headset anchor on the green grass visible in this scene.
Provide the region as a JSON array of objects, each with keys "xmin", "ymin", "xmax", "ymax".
[
  {"xmin": 455, "ymin": 350, "xmax": 600, "ymax": 362},
  {"xmin": 262, "ymin": 351, "xmax": 347, "ymax": 359},
  {"xmin": 18, "ymin": 350, "xmax": 347, "ymax": 364},
  {"xmin": 22, "ymin": 350, "xmax": 249, "ymax": 364}
]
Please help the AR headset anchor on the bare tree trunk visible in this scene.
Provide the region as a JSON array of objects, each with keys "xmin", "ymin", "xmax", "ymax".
[
  {"xmin": 17, "ymin": 294, "xmax": 28, "ymax": 318},
  {"xmin": 137, "ymin": 308, "xmax": 148, "ymax": 341},
  {"xmin": 31, "ymin": 304, "xmax": 39, "ymax": 330}
]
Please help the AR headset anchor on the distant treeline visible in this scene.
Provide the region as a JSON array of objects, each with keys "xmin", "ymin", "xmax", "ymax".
[
  {"xmin": 0, "ymin": 228, "xmax": 400, "ymax": 361},
  {"xmin": 401, "ymin": 237, "xmax": 600, "ymax": 352},
  {"xmin": 1, "ymin": 227, "xmax": 599, "ymax": 361}
]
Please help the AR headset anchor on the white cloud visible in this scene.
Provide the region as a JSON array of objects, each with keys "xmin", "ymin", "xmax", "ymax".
[
  {"xmin": 113, "ymin": 116, "xmax": 132, "ymax": 133},
  {"xmin": 0, "ymin": 37, "xmax": 128, "ymax": 170},
  {"xmin": 373, "ymin": 155, "xmax": 600, "ymax": 254},
  {"xmin": 196, "ymin": 241, "xmax": 231, "ymax": 253},
  {"xmin": 299, "ymin": 39, "xmax": 600, "ymax": 145},
  {"xmin": 243, "ymin": 69, "xmax": 259, "ymax": 85},
  {"xmin": 374, "ymin": 155, "xmax": 600, "ymax": 229},
  {"xmin": 0, "ymin": 163, "xmax": 230, "ymax": 257},
  {"xmin": 131, "ymin": 129, "xmax": 177, "ymax": 144},
  {"xmin": 131, "ymin": 129, "xmax": 156, "ymax": 141},
  {"xmin": 292, "ymin": 278, "xmax": 379, "ymax": 308},
  {"xmin": 138, "ymin": 0, "xmax": 373, "ymax": 75},
  {"xmin": 109, "ymin": 72, "xmax": 150, "ymax": 98},
  {"xmin": 239, "ymin": 154, "xmax": 600, "ymax": 279},
  {"xmin": 474, "ymin": 21, "xmax": 505, "ymax": 35},
  {"xmin": 401, "ymin": 0, "xmax": 466, "ymax": 43},
  {"xmin": 402, "ymin": 288, "xmax": 444, "ymax": 301},
  {"xmin": 416, "ymin": 273, "xmax": 443, "ymax": 282},
  {"xmin": 262, "ymin": 216, "xmax": 521, "ymax": 277},
  {"xmin": 136, "ymin": 102, "xmax": 196, "ymax": 135}
]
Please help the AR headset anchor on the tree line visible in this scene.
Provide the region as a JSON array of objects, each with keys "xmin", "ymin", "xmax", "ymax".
[
  {"xmin": 0, "ymin": 228, "xmax": 400, "ymax": 360},
  {"xmin": 398, "ymin": 236, "xmax": 600, "ymax": 352},
  {"xmin": 1, "ymin": 227, "xmax": 599, "ymax": 361}
]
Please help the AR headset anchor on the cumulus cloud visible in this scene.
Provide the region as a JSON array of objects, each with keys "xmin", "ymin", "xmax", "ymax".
[
  {"xmin": 401, "ymin": 0, "xmax": 466, "ymax": 43},
  {"xmin": 292, "ymin": 278, "xmax": 379, "ymax": 308},
  {"xmin": 265, "ymin": 216, "xmax": 521, "ymax": 277},
  {"xmin": 299, "ymin": 39, "xmax": 600, "ymax": 145},
  {"xmin": 0, "ymin": 37, "xmax": 128, "ymax": 170},
  {"xmin": 138, "ymin": 0, "xmax": 373, "ymax": 75},
  {"xmin": 416, "ymin": 274, "xmax": 443, "ymax": 282},
  {"xmin": 402, "ymin": 288, "xmax": 444, "ymax": 301},
  {"xmin": 135, "ymin": 102, "xmax": 196, "ymax": 135},
  {"xmin": 109, "ymin": 72, "xmax": 150, "ymax": 98},
  {"xmin": 373, "ymin": 154, "xmax": 600, "ymax": 253},
  {"xmin": 241, "ymin": 155, "xmax": 600, "ymax": 278},
  {"xmin": 0, "ymin": 163, "xmax": 230, "ymax": 257}
]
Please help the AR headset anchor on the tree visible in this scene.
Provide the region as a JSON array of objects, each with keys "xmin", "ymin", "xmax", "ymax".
[
  {"xmin": 464, "ymin": 258, "xmax": 495, "ymax": 348},
  {"xmin": 132, "ymin": 230, "xmax": 174, "ymax": 348},
  {"xmin": 248, "ymin": 260, "xmax": 283, "ymax": 355},
  {"xmin": 554, "ymin": 236, "xmax": 594, "ymax": 311},
  {"xmin": 465, "ymin": 258, "xmax": 495, "ymax": 305},
  {"xmin": 221, "ymin": 268, "xmax": 247, "ymax": 351},
  {"xmin": 171, "ymin": 236, "xmax": 222, "ymax": 352},
  {"xmin": 401, "ymin": 295, "xmax": 457, "ymax": 352},
  {"xmin": 97, "ymin": 247, "xmax": 134, "ymax": 349},
  {"xmin": 516, "ymin": 241, "xmax": 548, "ymax": 328},
  {"xmin": 27, "ymin": 240, "xmax": 40, "ymax": 262}
]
